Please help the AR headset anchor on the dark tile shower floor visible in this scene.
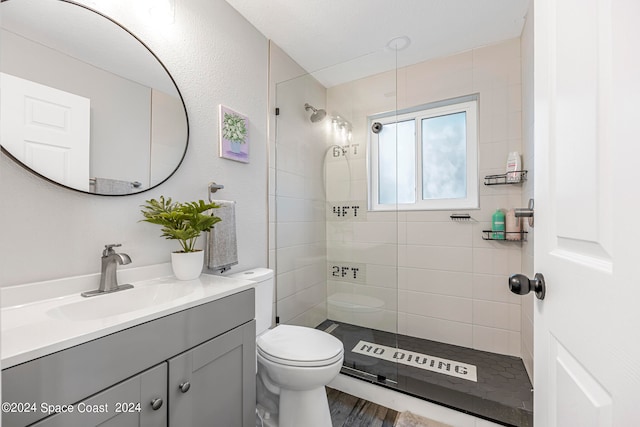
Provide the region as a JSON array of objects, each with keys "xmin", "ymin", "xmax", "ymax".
[{"xmin": 318, "ymin": 320, "xmax": 533, "ymax": 427}]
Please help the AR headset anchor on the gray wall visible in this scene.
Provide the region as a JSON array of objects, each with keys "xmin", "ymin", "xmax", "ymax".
[{"xmin": 0, "ymin": 0, "xmax": 269, "ymax": 287}]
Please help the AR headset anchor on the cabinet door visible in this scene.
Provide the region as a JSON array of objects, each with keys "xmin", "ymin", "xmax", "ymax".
[
  {"xmin": 31, "ymin": 363, "xmax": 167, "ymax": 427},
  {"xmin": 168, "ymin": 320, "xmax": 256, "ymax": 427}
]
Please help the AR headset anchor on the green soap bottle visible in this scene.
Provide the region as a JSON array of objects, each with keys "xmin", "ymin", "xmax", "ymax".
[{"xmin": 492, "ymin": 209, "xmax": 505, "ymax": 240}]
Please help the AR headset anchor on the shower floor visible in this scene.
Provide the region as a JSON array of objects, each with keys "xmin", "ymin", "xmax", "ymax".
[{"xmin": 318, "ymin": 320, "xmax": 533, "ymax": 427}]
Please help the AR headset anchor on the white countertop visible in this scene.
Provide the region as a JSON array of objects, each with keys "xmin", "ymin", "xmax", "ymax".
[{"xmin": 1, "ymin": 264, "xmax": 255, "ymax": 369}]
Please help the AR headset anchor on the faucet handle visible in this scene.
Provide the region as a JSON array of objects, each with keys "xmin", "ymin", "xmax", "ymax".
[{"xmin": 103, "ymin": 243, "xmax": 122, "ymax": 256}]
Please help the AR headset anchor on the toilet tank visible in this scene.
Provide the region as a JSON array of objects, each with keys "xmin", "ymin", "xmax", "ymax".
[{"xmin": 228, "ymin": 268, "xmax": 274, "ymax": 336}]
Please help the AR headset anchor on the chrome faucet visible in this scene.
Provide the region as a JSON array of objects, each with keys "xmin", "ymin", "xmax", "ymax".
[{"xmin": 82, "ymin": 244, "xmax": 134, "ymax": 297}]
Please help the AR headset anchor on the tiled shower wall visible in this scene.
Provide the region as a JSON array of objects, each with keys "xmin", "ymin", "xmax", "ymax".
[
  {"xmin": 268, "ymin": 42, "xmax": 328, "ymax": 328},
  {"xmin": 326, "ymin": 39, "xmax": 526, "ymax": 357}
]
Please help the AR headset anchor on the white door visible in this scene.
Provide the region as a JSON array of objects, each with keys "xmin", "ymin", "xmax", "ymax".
[
  {"xmin": 1, "ymin": 73, "xmax": 90, "ymax": 191},
  {"xmin": 534, "ymin": 0, "xmax": 640, "ymax": 426}
]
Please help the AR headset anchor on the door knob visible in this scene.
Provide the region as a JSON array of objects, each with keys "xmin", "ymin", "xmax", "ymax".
[
  {"xmin": 509, "ymin": 273, "xmax": 546, "ymax": 300},
  {"xmin": 179, "ymin": 381, "xmax": 191, "ymax": 393}
]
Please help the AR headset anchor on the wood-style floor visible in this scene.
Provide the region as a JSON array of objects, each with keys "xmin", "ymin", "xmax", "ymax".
[{"xmin": 327, "ymin": 387, "xmax": 398, "ymax": 427}]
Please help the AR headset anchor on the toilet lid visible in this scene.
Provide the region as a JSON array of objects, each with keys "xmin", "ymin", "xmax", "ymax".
[{"xmin": 257, "ymin": 325, "xmax": 344, "ymax": 367}]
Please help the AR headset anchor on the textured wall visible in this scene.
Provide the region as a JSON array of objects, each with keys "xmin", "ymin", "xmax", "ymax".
[{"xmin": 0, "ymin": 0, "xmax": 269, "ymax": 287}]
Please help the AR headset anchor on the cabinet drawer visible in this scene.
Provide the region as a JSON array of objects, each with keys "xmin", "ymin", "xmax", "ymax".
[{"xmin": 31, "ymin": 363, "xmax": 167, "ymax": 427}]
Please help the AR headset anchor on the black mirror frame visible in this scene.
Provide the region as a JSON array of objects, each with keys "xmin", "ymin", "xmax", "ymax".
[{"xmin": 0, "ymin": 0, "xmax": 189, "ymax": 196}]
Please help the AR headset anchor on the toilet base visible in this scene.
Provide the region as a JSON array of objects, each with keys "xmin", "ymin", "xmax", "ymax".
[
  {"xmin": 256, "ymin": 404, "xmax": 279, "ymax": 427},
  {"xmin": 279, "ymin": 386, "xmax": 332, "ymax": 427}
]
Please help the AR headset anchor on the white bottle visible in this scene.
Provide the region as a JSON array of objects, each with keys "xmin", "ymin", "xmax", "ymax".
[
  {"xmin": 506, "ymin": 152, "xmax": 522, "ymax": 183},
  {"xmin": 505, "ymin": 208, "xmax": 522, "ymax": 240}
]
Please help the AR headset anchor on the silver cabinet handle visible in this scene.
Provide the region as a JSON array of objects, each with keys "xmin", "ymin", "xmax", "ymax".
[
  {"xmin": 150, "ymin": 398, "xmax": 163, "ymax": 410},
  {"xmin": 179, "ymin": 381, "xmax": 191, "ymax": 393}
]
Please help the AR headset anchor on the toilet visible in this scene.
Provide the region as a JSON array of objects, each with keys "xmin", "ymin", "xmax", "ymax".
[{"xmin": 229, "ymin": 268, "xmax": 344, "ymax": 427}]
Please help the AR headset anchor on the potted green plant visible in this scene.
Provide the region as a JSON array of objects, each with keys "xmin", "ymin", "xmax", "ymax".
[{"xmin": 140, "ymin": 196, "xmax": 221, "ymax": 280}]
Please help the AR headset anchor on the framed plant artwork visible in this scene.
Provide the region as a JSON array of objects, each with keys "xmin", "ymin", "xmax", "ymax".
[{"xmin": 219, "ymin": 105, "xmax": 249, "ymax": 163}]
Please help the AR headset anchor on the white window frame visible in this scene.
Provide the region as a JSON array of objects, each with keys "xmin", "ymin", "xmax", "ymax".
[{"xmin": 368, "ymin": 96, "xmax": 479, "ymax": 211}]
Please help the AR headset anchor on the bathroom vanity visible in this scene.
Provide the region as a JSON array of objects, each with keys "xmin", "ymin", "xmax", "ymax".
[{"xmin": 1, "ymin": 269, "xmax": 257, "ymax": 427}]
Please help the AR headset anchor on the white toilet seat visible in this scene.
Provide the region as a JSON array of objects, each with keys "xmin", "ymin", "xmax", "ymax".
[
  {"xmin": 257, "ymin": 324, "xmax": 344, "ymax": 367},
  {"xmin": 258, "ymin": 346, "xmax": 344, "ymax": 367}
]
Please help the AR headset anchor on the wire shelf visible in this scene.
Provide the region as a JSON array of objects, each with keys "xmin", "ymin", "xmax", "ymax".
[
  {"xmin": 484, "ymin": 170, "xmax": 528, "ymax": 185},
  {"xmin": 482, "ymin": 230, "xmax": 528, "ymax": 242}
]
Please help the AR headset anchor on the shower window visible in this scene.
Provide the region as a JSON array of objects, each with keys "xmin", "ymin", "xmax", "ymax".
[{"xmin": 369, "ymin": 96, "xmax": 479, "ymax": 211}]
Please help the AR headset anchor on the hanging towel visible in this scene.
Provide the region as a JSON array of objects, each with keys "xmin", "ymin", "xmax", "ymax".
[
  {"xmin": 92, "ymin": 177, "xmax": 134, "ymax": 194},
  {"xmin": 206, "ymin": 200, "xmax": 238, "ymax": 272}
]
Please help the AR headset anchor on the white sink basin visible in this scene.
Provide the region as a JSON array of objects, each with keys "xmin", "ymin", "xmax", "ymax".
[
  {"xmin": 47, "ymin": 282, "xmax": 195, "ymax": 321},
  {"xmin": 1, "ymin": 267, "xmax": 256, "ymax": 369}
]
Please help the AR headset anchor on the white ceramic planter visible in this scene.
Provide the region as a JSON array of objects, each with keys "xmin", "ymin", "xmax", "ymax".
[{"xmin": 171, "ymin": 250, "xmax": 204, "ymax": 280}]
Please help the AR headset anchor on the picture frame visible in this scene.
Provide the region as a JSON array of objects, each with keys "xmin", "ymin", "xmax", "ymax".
[{"xmin": 219, "ymin": 105, "xmax": 249, "ymax": 163}]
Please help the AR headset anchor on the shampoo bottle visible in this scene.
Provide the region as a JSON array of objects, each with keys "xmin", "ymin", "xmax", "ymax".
[
  {"xmin": 506, "ymin": 152, "xmax": 522, "ymax": 183},
  {"xmin": 505, "ymin": 208, "xmax": 522, "ymax": 240},
  {"xmin": 492, "ymin": 209, "xmax": 505, "ymax": 240}
]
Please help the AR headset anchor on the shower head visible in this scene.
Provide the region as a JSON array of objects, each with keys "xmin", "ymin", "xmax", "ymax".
[{"xmin": 304, "ymin": 103, "xmax": 327, "ymax": 123}]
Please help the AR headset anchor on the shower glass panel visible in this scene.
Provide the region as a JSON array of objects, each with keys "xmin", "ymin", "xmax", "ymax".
[
  {"xmin": 272, "ymin": 46, "xmax": 400, "ymax": 387},
  {"xmin": 270, "ymin": 12, "xmax": 534, "ymax": 426}
]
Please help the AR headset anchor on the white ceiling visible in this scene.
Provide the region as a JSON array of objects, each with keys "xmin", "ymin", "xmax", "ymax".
[{"xmin": 225, "ymin": 0, "xmax": 531, "ymax": 87}]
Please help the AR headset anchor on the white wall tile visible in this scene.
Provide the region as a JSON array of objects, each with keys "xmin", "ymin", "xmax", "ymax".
[
  {"xmin": 328, "ymin": 241, "xmax": 397, "ymax": 266},
  {"xmin": 353, "ymin": 283, "xmax": 398, "ymax": 309},
  {"xmin": 276, "ymin": 243, "xmax": 325, "ymax": 274},
  {"xmin": 276, "ymin": 196, "xmax": 306, "ymax": 223},
  {"xmin": 404, "ymin": 210, "xmax": 454, "ymax": 222},
  {"xmin": 473, "ymin": 326, "xmax": 520, "ymax": 357},
  {"xmin": 366, "ymin": 264, "xmax": 398, "ymax": 288},
  {"xmin": 289, "ymin": 302, "xmax": 327, "ymax": 329},
  {"xmin": 399, "ymin": 267, "xmax": 473, "ymax": 298},
  {"xmin": 405, "ymin": 222, "xmax": 472, "ymax": 247},
  {"xmin": 472, "ymin": 273, "xmax": 521, "ymax": 304},
  {"xmin": 404, "ymin": 314, "xmax": 473, "ymax": 348},
  {"xmin": 401, "ymin": 245, "xmax": 473, "ymax": 272},
  {"xmin": 352, "ymin": 221, "xmax": 400, "ymax": 244},
  {"xmin": 473, "ymin": 300, "xmax": 521, "ymax": 331},
  {"xmin": 278, "ymin": 281, "xmax": 326, "ymax": 325},
  {"xmin": 277, "ymin": 221, "xmax": 325, "ymax": 248},
  {"xmin": 472, "ymin": 248, "xmax": 513, "ymax": 275},
  {"xmin": 401, "ymin": 290, "xmax": 473, "ymax": 324}
]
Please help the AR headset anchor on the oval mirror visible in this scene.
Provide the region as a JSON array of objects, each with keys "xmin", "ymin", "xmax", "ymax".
[{"xmin": 0, "ymin": 0, "xmax": 188, "ymax": 195}]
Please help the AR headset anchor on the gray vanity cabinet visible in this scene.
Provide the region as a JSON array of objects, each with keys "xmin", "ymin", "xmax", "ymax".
[
  {"xmin": 2, "ymin": 289, "xmax": 256, "ymax": 427},
  {"xmin": 168, "ymin": 321, "xmax": 256, "ymax": 427},
  {"xmin": 31, "ymin": 363, "xmax": 167, "ymax": 427}
]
